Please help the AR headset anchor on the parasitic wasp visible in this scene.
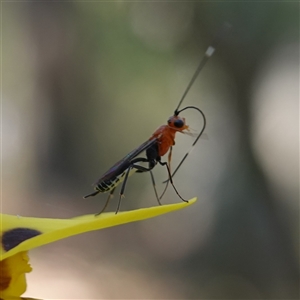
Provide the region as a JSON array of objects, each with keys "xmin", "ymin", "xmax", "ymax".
[{"xmin": 84, "ymin": 24, "xmax": 231, "ymax": 215}]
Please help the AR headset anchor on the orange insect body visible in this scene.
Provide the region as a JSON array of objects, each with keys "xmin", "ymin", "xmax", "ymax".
[{"xmin": 149, "ymin": 115, "xmax": 189, "ymax": 157}]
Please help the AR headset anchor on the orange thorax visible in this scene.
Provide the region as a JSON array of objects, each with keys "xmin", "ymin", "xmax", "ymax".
[{"xmin": 149, "ymin": 125, "xmax": 178, "ymax": 157}]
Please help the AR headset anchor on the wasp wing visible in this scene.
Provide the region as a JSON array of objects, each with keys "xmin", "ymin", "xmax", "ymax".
[{"xmin": 94, "ymin": 138, "xmax": 158, "ymax": 185}]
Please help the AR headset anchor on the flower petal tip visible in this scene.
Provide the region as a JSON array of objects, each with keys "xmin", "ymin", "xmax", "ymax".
[{"xmin": 1, "ymin": 197, "xmax": 197, "ymax": 260}]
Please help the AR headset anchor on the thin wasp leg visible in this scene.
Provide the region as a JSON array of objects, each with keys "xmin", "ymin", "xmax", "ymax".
[
  {"xmin": 159, "ymin": 147, "xmax": 172, "ymax": 200},
  {"xmin": 149, "ymin": 170, "xmax": 161, "ymax": 205},
  {"xmin": 130, "ymin": 160, "xmax": 160, "ymax": 205},
  {"xmin": 132, "ymin": 160, "xmax": 161, "ymax": 205},
  {"xmin": 115, "ymin": 157, "xmax": 156, "ymax": 214},
  {"xmin": 168, "ymin": 147, "xmax": 173, "ymax": 173},
  {"xmin": 116, "ymin": 166, "xmax": 132, "ymax": 214},
  {"xmin": 95, "ymin": 187, "xmax": 116, "ymax": 216},
  {"xmin": 159, "ymin": 160, "xmax": 188, "ymax": 203},
  {"xmin": 159, "ymin": 178, "xmax": 169, "ymax": 200},
  {"xmin": 135, "ymin": 164, "xmax": 161, "ymax": 205}
]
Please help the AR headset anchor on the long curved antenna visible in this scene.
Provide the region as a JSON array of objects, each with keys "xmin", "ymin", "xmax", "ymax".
[
  {"xmin": 163, "ymin": 106, "xmax": 206, "ymax": 184},
  {"xmin": 160, "ymin": 23, "xmax": 231, "ymax": 190},
  {"xmin": 175, "ymin": 48, "xmax": 214, "ymax": 113},
  {"xmin": 175, "ymin": 22, "xmax": 232, "ymax": 113},
  {"xmin": 174, "ymin": 106, "xmax": 206, "ymax": 176}
]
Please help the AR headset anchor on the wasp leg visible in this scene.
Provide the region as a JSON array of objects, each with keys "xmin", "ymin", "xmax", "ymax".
[
  {"xmin": 158, "ymin": 160, "xmax": 188, "ymax": 203},
  {"xmin": 149, "ymin": 170, "xmax": 161, "ymax": 205},
  {"xmin": 115, "ymin": 157, "xmax": 156, "ymax": 214},
  {"xmin": 95, "ymin": 187, "xmax": 116, "ymax": 216},
  {"xmin": 159, "ymin": 178, "xmax": 169, "ymax": 201},
  {"xmin": 130, "ymin": 158, "xmax": 161, "ymax": 205},
  {"xmin": 134, "ymin": 165, "xmax": 161, "ymax": 206},
  {"xmin": 116, "ymin": 165, "xmax": 132, "ymax": 214},
  {"xmin": 159, "ymin": 147, "xmax": 173, "ymax": 200}
]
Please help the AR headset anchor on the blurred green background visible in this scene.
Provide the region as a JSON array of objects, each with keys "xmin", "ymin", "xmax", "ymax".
[{"xmin": 2, "ymin": 2, "xmax": 299, "ymax": 299}]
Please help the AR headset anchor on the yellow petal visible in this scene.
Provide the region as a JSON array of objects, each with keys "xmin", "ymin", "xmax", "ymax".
[{"xmin": 1, "ymin": 198, "xmax": 196, "ymax": 261}]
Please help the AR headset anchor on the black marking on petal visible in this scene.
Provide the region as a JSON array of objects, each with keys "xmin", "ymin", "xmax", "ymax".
[{"xmin": 2, "ymin": 227, "xmax": 42, "ymax": 251}]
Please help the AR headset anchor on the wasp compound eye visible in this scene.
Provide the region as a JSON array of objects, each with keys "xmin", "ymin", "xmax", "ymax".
[{"xmin": 174, "ymin": 119, "xmax": 184, "ymax": 128}]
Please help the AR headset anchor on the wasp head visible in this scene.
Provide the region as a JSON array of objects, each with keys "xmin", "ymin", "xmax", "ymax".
[{"xmin": 167, "ymin": 115, "xmax": 189, "ymax": 131}]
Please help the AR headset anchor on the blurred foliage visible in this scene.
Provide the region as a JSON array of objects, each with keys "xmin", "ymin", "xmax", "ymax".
[{"xmin": 2, "ymin": 1, "xmax": 299, "ymax": 299}]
